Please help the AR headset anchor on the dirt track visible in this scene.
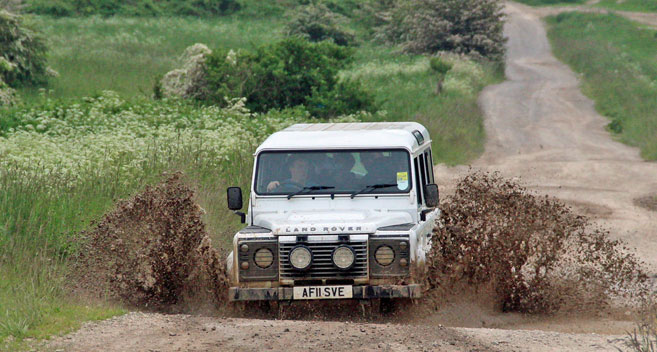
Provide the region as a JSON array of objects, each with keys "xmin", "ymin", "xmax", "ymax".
[
  {"xmin": 51, "ymin": 2, "xmax": 657, "ymax": 351},
  {"xmin": 438, "ymin": 1, "xmax": 657, "ymax": 271}
]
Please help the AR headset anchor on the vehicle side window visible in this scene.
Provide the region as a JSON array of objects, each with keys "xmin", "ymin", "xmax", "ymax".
[
  {"xmin": 419, "ymin": 153, "xmax": 427, "ymax": 193},
  {"xmin": 426, "ymin": 150, "xmax": 434, "ymax": 184},
  {"xmin": 414, "ymin": 157, "xmax": 423, "ymax": 206}
]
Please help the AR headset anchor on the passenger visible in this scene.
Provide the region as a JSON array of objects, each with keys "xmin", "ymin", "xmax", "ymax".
[
  {"xmin": 360, "ymin": 152, "xmax": 396, "ymax": 185},
  {"xmin": 331, "ymin": 153, "xmax": 358, "ymax": 188},
  {"xmin": 266, "ymin": 156, "xmax": 311, "ymax": 192}
]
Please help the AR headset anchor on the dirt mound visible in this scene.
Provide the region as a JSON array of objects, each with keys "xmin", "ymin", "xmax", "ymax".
[
  {"xmin": 424, "ymin": 172, "xmax": 649, "ymax": 314},
  {"xmin": 72, "ymin": 173, "xmax": 229, "ymax": 310}
]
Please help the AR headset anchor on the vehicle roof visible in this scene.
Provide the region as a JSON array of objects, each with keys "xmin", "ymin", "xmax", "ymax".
[{"xmin": 256, "ymin": 122, "xmax": 431, "ymax": 153}]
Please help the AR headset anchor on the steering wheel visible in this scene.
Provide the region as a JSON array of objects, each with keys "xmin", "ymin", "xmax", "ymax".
[{"xmin": 278, "ymin": 180, "xmax": 304, "ymax": 192}]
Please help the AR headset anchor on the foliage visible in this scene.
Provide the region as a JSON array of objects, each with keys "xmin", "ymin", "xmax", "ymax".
[
  {"xmin": 159, "ymin": 43, "xmax": 212, "ymax": 101},
  {"xmin": 547, "ymin": 12, "xmax": 657, "ymax": 160},
  {"xmin": 430, "ymin": 56, "xmax": 452, "ymax": 75},
  {"xmin": 342, "ymin": 50, "xmax": 503, "ymax": 164},
  {"xmin": 0, "ymin": 10, "xmax": 49, "ymax": 88},
  {"xmin": 0, "ymin": 78, "xmax": 18, "ymax": 106},
  {"xmin": 0, "ymin": 91, "xmax": 366, "ymax": 184},
  {"xmin": 25, "ymin": 0, "xmax": 242, "ymax": 17},
  {"xmin": 377, "ymin": 0, "xmax": 506, "ymax": 61},
  {"xmin": 286, "ymin": 3, "xmax": 356, "ymax": 46},
  {"xmin": 197, "ymin": 38, "xmax": 373, "ymax": 117}
]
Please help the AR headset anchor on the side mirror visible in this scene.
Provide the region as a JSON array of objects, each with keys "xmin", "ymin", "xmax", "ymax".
[
  {"xmin": 424, "ymin": 184, "xmax": 439, "ymax": 208},
  {"xmin": 227, "ymin": 187, "xmax": 243, "ymax": 210}
]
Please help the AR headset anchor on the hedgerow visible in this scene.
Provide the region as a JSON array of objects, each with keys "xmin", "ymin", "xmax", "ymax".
[{"xmin": 160, "ymin": 39, "xmax": 374, "ymax": 118}]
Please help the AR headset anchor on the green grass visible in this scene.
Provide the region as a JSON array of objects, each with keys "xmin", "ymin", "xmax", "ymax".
[
  {"xmin": 345, "ymin": 45, "xmax": 503, "ymax": 165},
  {"xmin": 596, "ymin": 0, "xmax": 657, "ymax": 12},
  {"xmin": 22, "ymin": 15, "xmax": 284, "ymax": 101},
  {"xmin": 2, "ymin": 5, "xmax": 503, "ymax": 348},
  {"xmin": 512, "ymin": 0, "xmax": 585, "ymax": 6},
  {"xmin": 0, "ymin": 96, "xmax": 321, "ymax": 349},
  {"xmin": 547, "ymin": 12, "xmax": 657, "ymax": 160},
  {"xmin": 0, "ymin": 260, "xmax": 125, "ymax": 352},
  {"xmin": 22, "ymin": 13, "xmax": 502, "ymax": 165}
]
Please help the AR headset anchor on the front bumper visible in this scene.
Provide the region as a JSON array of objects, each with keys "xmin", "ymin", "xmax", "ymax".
[{"xmin": 228, "ymin": 284, "xmax": 422, "ymax": 301}]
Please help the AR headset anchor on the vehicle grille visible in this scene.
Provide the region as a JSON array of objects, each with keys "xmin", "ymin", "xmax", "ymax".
[{"xmin": 279, "ymin": 239, "xmax": 368, "ymax": 279}]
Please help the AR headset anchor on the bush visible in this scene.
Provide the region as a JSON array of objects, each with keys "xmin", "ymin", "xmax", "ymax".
[
  {"xmin": 286, "ymin": 3, "xmax": 356, "ymax": 46},
  {"xmin": 305, "ymin": 80, "xmax": 374, "ymax": 119},
  {"xmin": 430, "ymin": 56, "xmax": 453, "ymax": 75},
  {"xmin": 378, "ymin": 0, "xmax": 506, "ymax": 61},
  {"xmin": 25, "ymin": 0, "xmax": 242, "ymax": 17},
  {"xmin": 0, "ymin": 10, "xmax": 48, "ymax": 87},
  {"xmin": 164, "ymin": 38, "xmax": 373, "ymax": 118},
  {"xmin": 159, "ymin": 43, "xmax": 212, "ymax": 101},
  {"xmin": 0, "ymin": 78, "xmax": 17, "ymax": 106}
]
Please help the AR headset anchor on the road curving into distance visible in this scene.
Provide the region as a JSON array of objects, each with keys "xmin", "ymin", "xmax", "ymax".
[{"xmin": 439, "ymin": 1, "xmax": 657, "ymax": 271}]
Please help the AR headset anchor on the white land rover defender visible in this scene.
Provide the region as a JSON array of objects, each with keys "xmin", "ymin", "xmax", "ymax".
[{"xmin": 226, "ymin": 122, "xmax": 440, "ymax": 302}]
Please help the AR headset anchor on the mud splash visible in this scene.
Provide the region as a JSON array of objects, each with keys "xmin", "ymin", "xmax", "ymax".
[
  {"xmin": 73, "ymin": 171, "xmax": 648, "ymax": 320},
  {"xmin": 424, "ymin": 172, "xmax": 649, "ymax": 314},
  {"xmin": 72, "ymin": 173, "xmax": 229, "ymax": 311}
]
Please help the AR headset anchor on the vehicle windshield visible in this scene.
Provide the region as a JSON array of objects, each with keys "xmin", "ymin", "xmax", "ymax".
[{"xmin": 255, "ymin": 150, "xmax": 412, "ymax": 196}]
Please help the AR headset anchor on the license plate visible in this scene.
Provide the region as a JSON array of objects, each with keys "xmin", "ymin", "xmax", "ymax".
[{"xmin": 293, "ymin": 285, "xmax": 353, "ymax": 300}]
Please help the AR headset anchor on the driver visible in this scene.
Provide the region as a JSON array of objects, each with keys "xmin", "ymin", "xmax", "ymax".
[{"xmin": 266, "ymin": 156, "xmax": 311, "ymax": 192}]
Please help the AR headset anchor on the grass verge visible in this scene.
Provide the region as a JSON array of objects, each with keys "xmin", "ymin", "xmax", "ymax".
[
  {"xmin": 546, "ymin": 12, "xmax": 657, "ymax": 160},
  {"xmin": 597, "ymin": 0, "xmax": 657, "ymax": 13}
]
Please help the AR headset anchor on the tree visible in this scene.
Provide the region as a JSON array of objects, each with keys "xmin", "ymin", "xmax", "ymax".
[
  {"xmin": 378, "ymin": 0, "xmax": 506, "ymax": 62},
  {"xmin": 0, "ymin": 9, "xmax": 48, "ymax": 87}
]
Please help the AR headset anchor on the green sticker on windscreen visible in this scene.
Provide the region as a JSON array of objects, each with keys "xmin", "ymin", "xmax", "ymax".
[{"xmin": 397, "ymin": 172, "xmax": 409, "ymax": 190}]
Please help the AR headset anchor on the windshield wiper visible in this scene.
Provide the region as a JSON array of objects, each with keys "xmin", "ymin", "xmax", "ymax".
[
  {"xmin": 287, "ymin": 185, "xmax": 335, "ymax": 199},
  {"xmin": 350, "ymin": 183, "xmax": 397, "ymax": 199}
]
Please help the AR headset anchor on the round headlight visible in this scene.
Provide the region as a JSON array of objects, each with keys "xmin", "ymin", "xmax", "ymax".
[
  {"xmin": 332, "ymin": 246, "xmax": 355, "ymax": 270},
  {"xmin": 375, "ymin": 246, "xmax": 395, "ymax": 266},
  {"xmin": 254, "ymin": 248, "xmax": 274, "ymax": 269},
  {"xmin": 289, "ymin": 246, "xmax": 312, "ymax": 270}
]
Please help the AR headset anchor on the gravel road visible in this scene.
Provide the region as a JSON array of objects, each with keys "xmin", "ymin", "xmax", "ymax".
[{"xmin": 50, "ymin": 2, "xmax": 656, "ymax": 351}]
